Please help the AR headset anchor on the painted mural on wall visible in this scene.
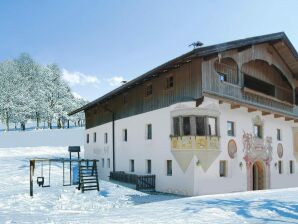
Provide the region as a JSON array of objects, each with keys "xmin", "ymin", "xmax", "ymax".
[{"xmin": 242, "ymin": 132, "xmax": 273, "ymax": 162}]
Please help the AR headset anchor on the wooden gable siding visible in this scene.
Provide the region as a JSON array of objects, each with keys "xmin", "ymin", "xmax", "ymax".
[
  {"xmin": 85, "ymin": 58, "xmax": 202, "ymax": 129},
  {"xmin": 202, "ymin": 43, "xmax": 298, "ymax": 117}
]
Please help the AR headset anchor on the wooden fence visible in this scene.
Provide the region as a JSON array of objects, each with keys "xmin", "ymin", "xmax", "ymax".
[{"xmin": 110, "ymin": 171, "xmax": 155, "ymax": 191}]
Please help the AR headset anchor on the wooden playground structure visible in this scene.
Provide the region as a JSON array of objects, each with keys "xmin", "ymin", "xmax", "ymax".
[{"xmin": 29, "ymin": 146, "xmax": 99, "ymax": 197}]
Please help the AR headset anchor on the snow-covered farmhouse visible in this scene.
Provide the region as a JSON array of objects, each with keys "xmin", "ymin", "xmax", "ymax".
[{"xmin": 70, "ymin": 32, "xmax": 298, "ymax": 196}]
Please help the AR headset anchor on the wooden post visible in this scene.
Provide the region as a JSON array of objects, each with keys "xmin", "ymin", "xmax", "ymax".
[{"xmin": 30, "ymin": 160, "xmax": 34, "ymax": 197}]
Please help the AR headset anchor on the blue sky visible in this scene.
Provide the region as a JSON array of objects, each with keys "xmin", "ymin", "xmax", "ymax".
[{"xmin": 0, "ymin": 0, "xmax": 297, "ymax": 101}]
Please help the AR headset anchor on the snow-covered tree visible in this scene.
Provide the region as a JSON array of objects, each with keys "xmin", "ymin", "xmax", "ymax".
[{"xmin": 0, "ymin": 53, "xmax": 88, "ymax": 131}]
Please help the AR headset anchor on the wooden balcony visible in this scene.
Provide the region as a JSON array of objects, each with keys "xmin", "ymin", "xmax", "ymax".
[{"xmin": 171, "ymin": 136, "xmax": 220, "ymax": 151}]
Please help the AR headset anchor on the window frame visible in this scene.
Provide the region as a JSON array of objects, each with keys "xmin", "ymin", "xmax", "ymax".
[
  {"xmin": 145, "ymin": 83, "xmax": 153, "ymax": 97},
  {"xmin": 165, "ymin": 76, "xmax": 174, "ymax": 89},
  {"xmin": 277, "ymin": 129, "xmax": 281, "ymax": 141},
  {"xmin": 147, "ymin": 159, "xmax": 152, "ymax": 174},
  {"xmin": 101, "ymin": 158, "xmax": 105, "ymax": 168},
  {"xmin": 219, "ymin": 160, "xmax": 227, "ymax": 177},
  {"xmin": 278, "ymin": 160, "xmax": 283, "ymax": 174},
  {"xmin": 172, "ymin": 116, "xmax": 219, "ymax": 137},
  {"xmin": 107, "ymin": 158, "xmax": 110, "ymax": 169},
  {"xmin": 166, "ymin": 160, "xmax": 172, "ymax": 176},
  {"xmin": 104, "ymin": 132, "xmax": 108, "ymax": 144},
  {"xmin": 93, "ymin": 132, "xmax": 96, "ymax": 142},
  {"xmin": 130, "ymin": 159, "xmax": 134, "ymax": 172},
  {"xmin": 123, "ymin": 129, "xmax": 128, "ymax": 142},
  {"xmin": 146, "ymin": 124, "xmax": 152, "ymax": 140},
  {"xmin": 227, "ymin": 121, "xmax": 235, "ymax": 137},
  {"xmin": 86, "ymin": 134, "xmax": 89, "ymax": 144},
  {"xmin": 253, "ymin": 124, "xmax": 263, "ymax": 139},
  {"xmin": 290, "ymin": 160, "xmax": 294, "ymax": 174}
]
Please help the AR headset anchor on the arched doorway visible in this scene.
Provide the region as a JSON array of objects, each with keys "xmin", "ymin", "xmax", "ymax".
[{"xmin": 252, "ymin": 161, "xmax": 265, "ymax": 190}]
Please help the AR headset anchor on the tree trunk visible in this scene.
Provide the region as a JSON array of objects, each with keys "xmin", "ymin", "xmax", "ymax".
[
  {"xmin": 36, "ymin": 112, "xmax": 40, "ymax": 129},
  {"xmin": 21, "ymin": 122, "xmax": 25, "ymax": 131},
  {"xmin": 67, "ymin": 120, "xmax": 70, "ymax": 129},
  {"xmin": 48, "ymin": 120, "xmax": 52, "ymax": 129},
  {"xmin": 5, "ymin": 111, "xmax": 9, "ymax": 131},
  {"xmin": 57, "ymin": 118, "xmax": 62, "ymax": 129}
]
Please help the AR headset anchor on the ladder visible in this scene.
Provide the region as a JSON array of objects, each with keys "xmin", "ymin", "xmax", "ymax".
[{"xmin": 78, "ymin": 160, "xmax": 99, "ymax": 193}]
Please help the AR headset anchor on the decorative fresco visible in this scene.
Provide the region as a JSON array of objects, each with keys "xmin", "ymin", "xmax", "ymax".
[
  {"xmin": 242, "ymin": 131, "xmax": 273, "ymax": 190},
  {"xmin": 171, "ymin": 136, "xmax": 220, "ymax": 172}
]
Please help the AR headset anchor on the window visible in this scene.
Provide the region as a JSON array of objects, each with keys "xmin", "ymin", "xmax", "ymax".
[
  {"xmin": 123, "ymin": 129, "xmax": 128, "ymax": 142},
  {"xmin": 93, "ymin": 132, "xmax": 96, "ymax": 142},
  {"xmin": 182, "ymin": 117, "xmax": 191, "ymax": 136},
  {"xmin": 227, "ymin": 121, "xmax": 235, "ymax": 136},
  {"xmin": 277, "ymin": 129, "xmax": 281, "ymax": 141},
  {"xmin": 173, "ymin": 117, "xmax": 180, "ymax": 136},
  {"xmin": 207, "ymin": 117, "xmax": 217, "ymax": 136},
  {"xmin": 107, "ymin": 158, "xmax": 110, "ymax": 169},
  {"xmin": 219, "ymin": 160, "xmax": 227, "ymax": 177},
  {"xmin": 146, "ymin": 160, "xmax": 151, "ymax": 174},
  {"xmin": 130, "ymin": 160, "xmax": 134, "ymax": 172},
  {"xmin": 104, "ymin": 133, "xmax": 108, "ymax": 144},
  {"xmin": 278, "ymin": 160, "xmax": 283, "ymax": 174},
  {"xmin": 147, "ymin": 124, "xmax": 152, "ymax": 140},
  {"xmin": 173, "ymin": 116, "xmax": 218, "ymax": 137},
  {"xmin": 254, "ymin": 125, "xmax": 262, "ymax": 138},
  {"xmin": 290, "ymin": 160, "xmax": 294, "ymax": 174},
  {"xmin": 86, "ymin": 134, "xmax": 89, "ymax": 143},
  {"xmin": 166, "ymin": 160, "xmax": 172, "ymax": 176},
  {"xmin": 166, "ymin": 76, "xmax": 174, "ymax": 89},
  {"xmin": 244, "ymin": 74, "xmax": 275, "ymax": 97},
  {"xmin": 219, "ymin": 73, "xmax": 227, "ymax": 82},
  {"xmin": 196, "ymin": 117, "xmax": 206, "ymax": 136},
  {"xmin": 146, "ymin": 84, "xmax": 153, "ymax": 96},
  {"xmin": 101, "ymin": 158, "xmax": 104, "ymax": 168}
]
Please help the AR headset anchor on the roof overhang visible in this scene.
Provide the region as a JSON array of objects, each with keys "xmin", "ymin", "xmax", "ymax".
[{"xmin": 69, "ymin": 32, "xmax": 298, "ymax": 116}]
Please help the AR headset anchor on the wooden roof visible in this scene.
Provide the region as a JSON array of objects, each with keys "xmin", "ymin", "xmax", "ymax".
[{"xmin": 69, "ymin": 32, "xmax": 298, "ymax": 115}]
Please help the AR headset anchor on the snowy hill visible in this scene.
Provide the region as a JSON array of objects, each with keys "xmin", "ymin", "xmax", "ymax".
[{"xmin": 0, "ymin": 128, "xmax": 84, "ymax": 148}]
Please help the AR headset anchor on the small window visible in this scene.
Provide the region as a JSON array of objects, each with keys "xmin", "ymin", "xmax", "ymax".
[
  {"xmin": 278, "ymin": 160, "xmax": 283, "ymax": 174},
  {"xmin": 227, "ymin": 121, "xmax": 235, "ymax": 136},
  {"xmin": 182, "ymin": 117, "xmax": 191, "ymax": 136},
  {"xmin": 107, "ymin": 158, "xmax": 110, "ymax": 169},
  {"xmin": 130, "ymin": 159, "xmax": 134, "ymax": 172},
  {"xmin": 147, "ymin": 124, "xmax": 152, "ymax": 140},
  {"xmin": 173, "ymin": 117, "xmax": 180, "ymax": 136},
  {"xmin": 207, "ymin": 117, "xmax": 217, "ymax": 136},
  {"xmin": 93, "ymin": 132, "xmax": 96, "ymax": 142},
  {"xmin": 196, "ymin": 117, "xmax": 205, "ymax": 136},
  {"xmin": 86, "ymin": 134, "xmax": 89, "ymax": 144},
  {"xmin": 290, "ymin": 160, "xmax": 294, "ymax": 174},
  {"xmin": 123, "ymin": 129, "xmax": 128, "ymax": 142},
  {"xmin": 277, "ymin": 129, "xmax": 281, "ymax": 141},
  {"xmin": 104, "ymin": 133, "xmax": 108, "ymax": 144},
  {"xmin": 166, "ymin": 160, "xmax": 172, "ymax": 176},
  {"xmin": 219, "ymin": 160, "xmax": 227, "ymax": 177},
  {"xmin": 102, "ymin": 158, "xmax": 105, "ymax": 168},
  {"xmin": 146, "ymin": 160, "xmax": 151, "ymax": 174},
  {"xmin": 219, "ymin": 73, "xmax": 227, "ymax": 82},
  {"xmin": 123, "ymin": 94, "xmax": 128, "ymax": 104},
  {"xmin": 254, "ymin": 125, "xmax": 262, "ymax": 139},
  {"xmin": 166, "ymin": 76, "xmax": 174, "ymax": 89},
  {"xmin": 145, "ymin": 84, "xmax": 153, "ymax": 96}
]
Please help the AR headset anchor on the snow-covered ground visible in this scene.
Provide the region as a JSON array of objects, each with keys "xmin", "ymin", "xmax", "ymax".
[{"xmin": 0, "ymin": 147, "xmax": 298, "ymax": 223}]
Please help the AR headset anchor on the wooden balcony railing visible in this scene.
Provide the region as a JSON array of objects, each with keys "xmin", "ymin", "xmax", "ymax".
[{"xmin": 171, "ymin": 136, "xmax": 220, "ymax": 151}]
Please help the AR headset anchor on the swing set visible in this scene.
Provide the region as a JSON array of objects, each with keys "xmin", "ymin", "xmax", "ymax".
[{"xmin": 29, "ymin": 146, "xmax": 99, "ymax": 197}]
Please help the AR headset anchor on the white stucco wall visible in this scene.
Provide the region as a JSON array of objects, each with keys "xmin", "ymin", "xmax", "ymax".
[{"xmin": 84, "ymin": 97, "xmax": 298, "ymax": 196}]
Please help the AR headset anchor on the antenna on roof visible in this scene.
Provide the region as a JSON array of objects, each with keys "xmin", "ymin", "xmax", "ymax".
[{"xmin": 188, "ymin": 41, "xmax": 204, "ymax": 49}]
